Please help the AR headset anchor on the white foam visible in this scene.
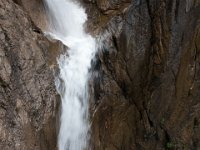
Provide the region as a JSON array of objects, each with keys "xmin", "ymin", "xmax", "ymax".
[{"xmin": 44, "ymin": 0, "xmax": 96, "ymax": 149}]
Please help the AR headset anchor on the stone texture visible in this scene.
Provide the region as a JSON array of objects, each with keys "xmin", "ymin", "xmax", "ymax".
[
  {"xmin": 0, "ymin": 0, "xmax": 57, "ymax": 149},
  {"xmin": 13, "ymin": 0, "xmax": 47, "ymax": 30},
  {"xmin": 1, "ymin": 0, "xmax": 200, "ymax": 149},
  {"xmin": 84, "ymin": 0, "xmax": 200, "ymax": 149}
]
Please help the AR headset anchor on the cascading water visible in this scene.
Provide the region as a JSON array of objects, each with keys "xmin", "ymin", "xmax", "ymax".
[{"xmin": 44, "ymin": 0, "xmax": 96, "ymax": 149}]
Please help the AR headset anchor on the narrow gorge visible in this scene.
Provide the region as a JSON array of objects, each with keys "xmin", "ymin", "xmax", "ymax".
[{"xmin": 0, "ymin": 0, "xmax": 200, "ymax": 150}]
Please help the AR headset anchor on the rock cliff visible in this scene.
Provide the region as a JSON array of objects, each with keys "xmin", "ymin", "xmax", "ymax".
[
  {"xmin": 0, "ymin": 0, "xmax": 200, "ymax": 150},
  {"xmin": 0, "ymin": 0, "xmax": 57, "ymax": 149},
  {"xmin": 84, "ymin": 0, "xmax": 200, "ymax": 149}
]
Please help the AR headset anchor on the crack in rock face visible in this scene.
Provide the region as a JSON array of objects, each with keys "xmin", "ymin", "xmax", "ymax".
[
  {"xmin": 0, "ymin": 0, "xmax": 57, "ymax": 149},
  {"xmin": 0, "ymin": 0, "xmax": 200, "ymax": 150}
]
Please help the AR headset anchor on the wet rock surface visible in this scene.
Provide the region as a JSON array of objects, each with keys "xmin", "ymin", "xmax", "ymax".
[
  {"xmin": 0, "ymin": 0, "xmax": 200, "ymax": 150},
  {"xmin": 84, "ymin": 0, "xmax": 200, "ymax": 149},
  {"xmin": 0, "ymin": 0, "xmax": 57, "ymax": 149}
]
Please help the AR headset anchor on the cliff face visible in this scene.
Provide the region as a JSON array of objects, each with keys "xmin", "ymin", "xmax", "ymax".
[
  {"xmin": 84, "ymin": 0, "xmax": 200, "ymax": 149},
  {"xmin": 0, "ymin": 0, "xmax": 57, "ymax": 149},
  {"xmin": 0, "ymin": 0, "xmax": 200, "ymax": 150}
]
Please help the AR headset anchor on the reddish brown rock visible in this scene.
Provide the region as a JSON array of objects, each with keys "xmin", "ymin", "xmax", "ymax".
[
  {"xmin": 85, "ymin": 0, "xmax": 200, "ymax": 149},
  {"xmin": 13, "ymin": 0, "xmax": 47, "ymax": 30},
  {"xmin": 0, "ymin": 0, "xmax": 57, "ymax": 149},
  {"xmin": 1, "ymin": 0, "xmax": 200, "ymax": 149}
]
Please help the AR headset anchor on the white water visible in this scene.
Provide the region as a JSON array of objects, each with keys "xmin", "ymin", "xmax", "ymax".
[{"xmin": 44, "ymin": 0, "xmax": 96, "ymax": 150}]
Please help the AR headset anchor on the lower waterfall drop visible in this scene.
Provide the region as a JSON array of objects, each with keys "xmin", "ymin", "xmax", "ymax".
[{"xmin": 44, "ymin": 0, "xmax": 96, "ymax": 150}]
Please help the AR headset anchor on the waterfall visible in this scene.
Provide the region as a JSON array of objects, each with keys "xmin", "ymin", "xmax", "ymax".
[{"xmin": 44, "ymin": 0, "xmax": 96, "ymax": 149}]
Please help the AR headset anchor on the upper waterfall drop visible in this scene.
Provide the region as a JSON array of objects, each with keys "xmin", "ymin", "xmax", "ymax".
[{"xmin": 44, "ymin": 0, "xmax": 96, "ymax": 150}]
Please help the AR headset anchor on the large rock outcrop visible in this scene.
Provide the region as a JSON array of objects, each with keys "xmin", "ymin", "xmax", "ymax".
[
  {"xmin": 83, "ymin": 0, "xmax": 200, "ymax": 149},
  {"xmin": 0, "ymin": 0, "xmax": 57, "ymax": 149},
  {"xmin": 12, "ymin": 0, "xmax": 47, "ymax": 30},
  {"xmin": 1, "ymin": 0, "xmax": 200, "ymax": 150}
]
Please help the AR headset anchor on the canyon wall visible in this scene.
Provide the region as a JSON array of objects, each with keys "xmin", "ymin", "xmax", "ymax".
[
  {"xmin": 0, "ymin": 0, "xmax": 57, "ymax": 149},
  {"xmin": 0, "ymin": 0, "xmax": 200, "ymax": 150},
  {"xmin": 85, "ymin": 0, "xmax": 200, "ymax": 149}
]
